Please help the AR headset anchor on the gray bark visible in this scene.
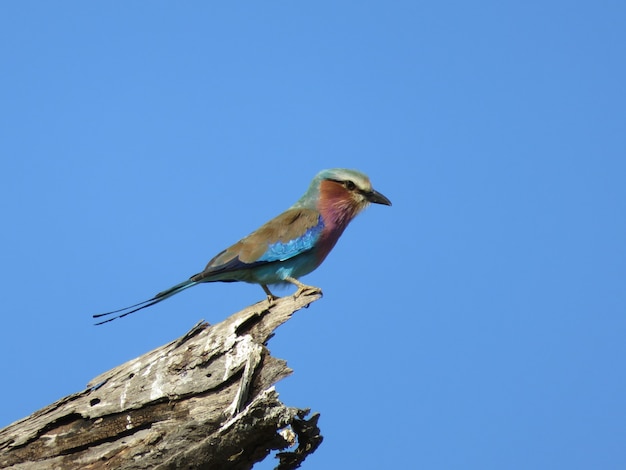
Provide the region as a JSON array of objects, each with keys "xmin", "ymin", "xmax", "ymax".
[{"xmin": 0, "ymin": 291, "xmax": 323, "ymax": 469}]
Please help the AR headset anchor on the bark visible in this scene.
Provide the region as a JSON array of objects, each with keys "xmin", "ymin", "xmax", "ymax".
[{"xmin": 0, "ymin": 291, "xmax": 323, "ymax": 470}]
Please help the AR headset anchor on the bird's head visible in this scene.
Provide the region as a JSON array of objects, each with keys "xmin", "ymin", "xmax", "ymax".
[{"xmin": 295, "ymin": 168, "xmax": 391, "ymax": 226}]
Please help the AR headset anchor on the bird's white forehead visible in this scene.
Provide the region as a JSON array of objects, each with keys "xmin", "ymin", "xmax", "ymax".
[{"xmin": 319, "ymin": 168, "xmax": 372, "ymax": 191}]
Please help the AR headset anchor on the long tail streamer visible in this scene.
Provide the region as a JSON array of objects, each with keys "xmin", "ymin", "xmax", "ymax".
[{"xmin": 93, "ymin": 280, "xmax": 197, "ymax": 325}]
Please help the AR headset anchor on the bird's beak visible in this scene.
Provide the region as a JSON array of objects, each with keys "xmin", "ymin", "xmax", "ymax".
[{"xmin": 366, "ymin": 188, "xmax": 392, "ymax": 206}]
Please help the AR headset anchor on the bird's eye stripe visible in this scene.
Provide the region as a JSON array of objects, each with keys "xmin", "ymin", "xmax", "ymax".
[{"xmin": 327, "ymin": 178, "xmax": 358, "ymax": 191}]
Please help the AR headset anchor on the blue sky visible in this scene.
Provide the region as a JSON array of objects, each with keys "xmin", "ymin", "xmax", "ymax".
[{"xmin": 1, "ymin": 2, "xmax": 625, "ymax": 468}]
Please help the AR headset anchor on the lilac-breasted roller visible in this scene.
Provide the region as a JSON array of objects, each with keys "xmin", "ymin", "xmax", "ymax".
[{"xmin": 93, "ymin": 168, "xmax": 391, "ymax": 324}]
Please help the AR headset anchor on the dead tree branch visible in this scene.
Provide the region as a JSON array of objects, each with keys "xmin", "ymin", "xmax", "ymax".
[{"xmin": 0, "ymin": 291, "xmax": 323, "ymax": 469}]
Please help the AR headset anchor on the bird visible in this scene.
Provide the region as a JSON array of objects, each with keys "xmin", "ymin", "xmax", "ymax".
[{"xmin": 93, "ymin": 168, "xmax": 391, "ymax": 324}]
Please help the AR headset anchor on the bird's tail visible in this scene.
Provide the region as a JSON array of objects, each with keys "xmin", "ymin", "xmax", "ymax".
[{"xmin": 93, "ymin": 279, "xmax": 198, "ymax": 325}]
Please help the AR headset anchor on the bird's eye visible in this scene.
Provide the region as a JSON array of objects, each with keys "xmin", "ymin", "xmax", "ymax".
[{"xmin": 344, "ymin": 180, "xmax": 356, "ymax": 191}]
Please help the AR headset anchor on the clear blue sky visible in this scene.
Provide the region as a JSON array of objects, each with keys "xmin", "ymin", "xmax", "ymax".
[{"xmin": 1, "ymin": 2, "xmax": 625, "ymax": 469}]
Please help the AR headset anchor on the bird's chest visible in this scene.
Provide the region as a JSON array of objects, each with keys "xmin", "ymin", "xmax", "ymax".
[{"xmin": 313, "ymin": 222, "xmax": 348, "ymax": 263}]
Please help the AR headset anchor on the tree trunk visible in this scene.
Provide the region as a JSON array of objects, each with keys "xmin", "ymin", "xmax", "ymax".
[{"xmin": 0, "ymin": 291, "xmax": 323, "ymax": 470}]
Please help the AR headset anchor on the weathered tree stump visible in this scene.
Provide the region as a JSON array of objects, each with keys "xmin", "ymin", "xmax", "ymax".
[{"xmin": 0, "ymin": 291, "xmax": 323, "ymax": 469}]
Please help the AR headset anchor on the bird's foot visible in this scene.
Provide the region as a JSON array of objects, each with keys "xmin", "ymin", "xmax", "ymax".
[
  {"xmin": 285, "ymin": 277, "xmax": 322, "ymax": 299},
  {"xmin": 261, "ymin": 285, "xmax": 279, "ymax": 306},
  {"xmin": 293, "ymin": 286, "xmax": 321, "ymax": 299}
]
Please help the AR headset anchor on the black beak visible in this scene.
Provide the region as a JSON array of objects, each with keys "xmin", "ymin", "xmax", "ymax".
[{"xmin": 366, "ymin": 188, "xmax": 392, "ymax": 206}]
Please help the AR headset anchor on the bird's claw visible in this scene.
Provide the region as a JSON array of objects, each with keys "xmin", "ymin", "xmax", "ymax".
[
  {"xmin": 262, "ymin": 279, "xmax": 321, "ymax": 306},
  {"xmin": 261, "ymin": 284, "xmax": 279, "ymax": 306},
  {"xmin": 287, "ymin": 277, "xmax": 322, "ymax": 300}
]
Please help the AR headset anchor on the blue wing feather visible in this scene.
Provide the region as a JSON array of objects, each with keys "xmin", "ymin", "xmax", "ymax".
[
  {"xmin": 257, "ymin": 219, "xmax": 324, "ymax": 262},
  {"xmin": 191, "ymin": 213, "xmax": 325, "ymax": 282}
]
